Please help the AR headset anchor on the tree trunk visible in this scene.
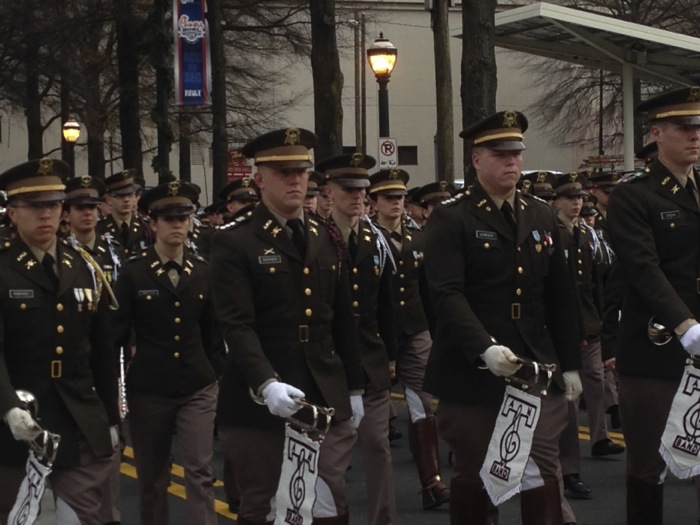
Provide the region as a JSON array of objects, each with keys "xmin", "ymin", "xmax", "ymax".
[
  {"xmin": 114, "ymin": 0, "xmax": 143, "ymax": 174},
  {"xmin": 153, "ymin": 0, "xmax": 173, "ymax": 182},
  {"xmin": 309, "ymin": 0, "xmax": 344, "ymax": 160},
  {"xmin": 25, "ymin": 35, "xmax": 43, "ymax": 160},
  {"xmin": 179, "ymin": 112, "xmax": 192, "ymax": 182},
  {"xmin": 432, "ymin": 0, "xmax": 454, "ymax": 183},
  {"xmin": 461, "ymin": 0, "xmax": 497, "ymax": 180},
  {"xmin": 208, "ymin": 0, "xmax": 228, "ymax": 201}
]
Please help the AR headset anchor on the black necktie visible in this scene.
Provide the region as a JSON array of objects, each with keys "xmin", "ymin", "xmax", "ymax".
[
  {"xmin": 686, "ymin": 177, "xmax": 697, "ymax": 204},
  {"xmin": 287, "ymin": 219, "xmax": 307, "ymax": 259},
  {"xmin": 390, "ymin": 231, "xmax": 402, "ymax": 243},
  {"xmin": 42, "ymin": 254, "xmax": 59, "ymax": 289},
  {"xmin": 120, "ymin": 221, "xmax": 130, "ymax": 246},
  {"xmin": 501, "ymin": 201, "xmax": 517, "ymax": 235},
  {"xmin": 163, "ymin": 260, "xmax": 182, "ymax": 275},
  {"xmin": 348, "ymin": 230, "xmax": 359, "ymax": 260}
]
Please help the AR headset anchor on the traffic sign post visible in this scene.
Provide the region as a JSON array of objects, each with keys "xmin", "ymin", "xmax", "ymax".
[{"xmin": 378, "ymin": 138, "xmax": 398, "ymax": 169}]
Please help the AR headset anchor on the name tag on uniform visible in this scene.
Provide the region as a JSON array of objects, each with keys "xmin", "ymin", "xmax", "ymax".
[
  {"xmin": 9, "ymin": 290, "xmax": 34, "ymax": 299},
  {"xmin": 660, "ymin": 210, "xmax": 681, "ymax": 221},
  {"xmin": 476, "ymin": 230, "xmax": 498, "ymax": 240},
  {"xmin": 138, "ymin": 290, "xmax": 159, "ymax": 297},
  {"xmin": 258, "ymin": 255, "xmax": 282, "ymax": 265}
]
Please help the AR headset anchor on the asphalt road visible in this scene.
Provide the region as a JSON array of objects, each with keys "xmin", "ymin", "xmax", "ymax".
[{"xmin": 33, "ymin": 396, "xmax": 700, "ymax": 524}]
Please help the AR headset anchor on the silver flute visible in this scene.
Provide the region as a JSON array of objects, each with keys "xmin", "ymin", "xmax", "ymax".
[{"xmin": 118, "ymin": 346, "xmax": 129, "ymax": 420}]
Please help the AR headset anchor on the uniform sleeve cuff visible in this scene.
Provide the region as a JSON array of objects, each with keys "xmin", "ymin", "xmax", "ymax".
[{"xmin": 674, "ymin": 319, "xmax": 698, "ymax": 337}]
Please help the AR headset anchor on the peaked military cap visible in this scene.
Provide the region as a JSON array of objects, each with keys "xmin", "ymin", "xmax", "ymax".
[
  {"xmin": 588, "ymin": 168, "xmax": 620, "ymax": 193},
  {"xmin": 219, "ymin": 176, "xmax": 259, "ymax": 203},
  {"xmin": 554, "ymin": 172, "xmax": 587, "ymax": 197},
  {"xmin": 64, "ymin": 175, "xmax": 107, "ymax": 205},
  {"xmin": 105, "ymin": 168, "xmax": 141, "ymax": 195},
  {"xmin": 0, "ymin": 158, "xmax": 69, "ymax": 202},
  {"xmin": 406, "ymin": 186, "xmax": 420, "ymax": 204},
  {"xmin": 580, "ymin": 193, "xmax": 598, "ymax": 217},
  {"xmin": 306, "ymin": 171, "xmax": 324, "ymax": 197},
  {"xmin": 413, "ymin": 181, "xmax": 456, "ymax": 206},
  {"xmin": 316, "ymin": 153, "xmax": 376, "ymax": 188},
  {"xmin": 369, "ymin": 168, "xmax": 409, "ymax": 196},
  {"xmin": 138, "ymin": 180, "xmax": 199, "ymax": 217},
  {"xmin": 636, "ymin": 142, "xmax": 658, "ymax": 165},
  {"xmin": 519, "ymin": 171, "xmax": 557, "ymax": 199},
  {"xmin": 637, "ymin": 87, "xmax": 700, "ymax": 125},
  {"xmin": 242, "ymin": 128, "xmax": 316, "ymax": 168},
  {"xmin": 460, "ymin": 110, "xmax": 529, "ymax": 151}
]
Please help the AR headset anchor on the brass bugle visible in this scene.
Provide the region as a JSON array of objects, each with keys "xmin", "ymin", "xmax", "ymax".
[
  {"xmin": 15, "ymin": 389, "xmax": 61, "ymax": 466},
  {"xmin": 505, "ymin": 356, "xmax": 557, "ymax": 396},
  {"xmin": 648, "ymin": 316, "xmax": 673, "ymax": 346}
]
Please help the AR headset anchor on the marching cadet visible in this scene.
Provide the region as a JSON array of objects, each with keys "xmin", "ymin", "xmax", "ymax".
[
  {"xmin": 211, "ymin": 128, "xmax": 365, "ymax": 525},
  {"xmin": 411, "ymin": 181, "xmax": 456, "ymax": 223},
  {"xmin": 219, "ymin": 176, "xmax": 260, "ymax": 224},
  {"xmin": 587, "ymin": 168, "xmax": 620, "ymax": 245},
  {"xmin": 304, "ymin": 170, "xmax": 324, "ymax": 215},
  {"xmin": 316, "ymin": 177, "xmax": 334, "ymax": 219},
  {"xmin": 580, "ymin": 193, "xmax": 598, "ymax": 228},
  {"xmin": 552, "ymin": 172, "xmax": 623, "ymax": 518},
  {"xmin": 607, "ymin": 87, "xmax": 700, "ymax": 524},
  {"xmin": 369, "ymin": 168, "xmax": 451, "ymax": 510},
  {"xmin": 112, "ymin": 180, "xmax": 223, "ymax": 525},
  {"xmin": 317, "ymin": 153, "xmax": 400, "ymax": 525},
  {"xmin": 98, "ymin": 169, "xmax": 152, "ymax": 254},
  {"xmin": 518, "ymin": 170, "xmax": 558, "ymax": 202},
  {"xmin": 0, "ymin": 158, "xmax": 119, "ymax": 524},
  {"xmin": 423, "ymin": 111, "xmax": 582, "ymax": 524}
]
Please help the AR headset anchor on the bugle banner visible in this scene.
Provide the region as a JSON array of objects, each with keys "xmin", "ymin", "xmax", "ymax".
[{"xmin": 173, "ymin": 0, "xmax": 210, "ymax": 106}]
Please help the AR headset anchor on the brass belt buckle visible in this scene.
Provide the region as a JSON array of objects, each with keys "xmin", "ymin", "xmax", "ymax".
[
  {"xmin": 50, "ymin": 360, "xmax": 62, "ymax": 379},
  {"xmin": 511, "ymin": 303, "xmax": 521, "ymax": 320},
  {"xmin": 299, "ymin": 325, "xmax": 309, "ymax": 343}
]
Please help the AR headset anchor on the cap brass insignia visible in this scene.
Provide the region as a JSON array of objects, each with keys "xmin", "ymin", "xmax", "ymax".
[
  {"xmin": 570, "ymin": 173, "xmax": 579, "ymax": 182},
  {"xmin": 350, "ymin": 153, "xmax": 363, "ymax": 167},
  {"xmin": 537, "ymin": 171, "xmax": 547, "ymax": 183},
  {"xmin": 167, "ymin": 180, "xmax": 181, "ymax": 196},
  {"xmin": 523, "ymin": 180, "xmax": 532, "ymax": 191},
  {"xmin": 121, "ymin": 170, "xmax": 131, "ymax": 180},
  {"xmin": 502, "ymin": 111, "xmax": 517, "ymax": 128},
  {"xmin": 612, "ymin": 173, "xmax": 619, "ymax": 182},
  {"xmin": 285, "ymin": 128, "xmax": 300, "ymax": 145},
  {"xmin": 688, "ymin": 87, "xmax": 700, "ymax": 102},
  {"xmin": 80, "ymin": 176, "xmax": 92, "ymax": 188},
  {"xmin": 37, "ymin": 158, "xmax": 53, "ymax": 176},
  {"xmin": 439, "ymin": 181, "xmax": 448, "ymax": 191},
  {"xmin": 389, "ymin": 169, "xmax": 399, "ymax": 179},
  {"xmin": 242, "ymin": 177, "xmax": 250, "ymax": 187}
]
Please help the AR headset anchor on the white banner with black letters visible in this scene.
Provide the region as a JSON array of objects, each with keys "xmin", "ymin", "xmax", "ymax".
[
  {"xmin": 275, "ymin": 424, "xmax": 321, "ymax": 525},
  {"xmin": 8, "ymin": 452, "xmax": 51, "ymax": 525},
  {"xmin": 660, "ymin": 364, "xmax": 700, "ymax": 479},
  {"xmin": 480, "ymin": 385, "xmax": 541, "ymax": 506}
]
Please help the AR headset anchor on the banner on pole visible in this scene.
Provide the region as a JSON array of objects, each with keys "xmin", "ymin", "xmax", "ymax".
[{"xmin": 173, "ymin": 0, "xmax": 211, "ymax": 106}]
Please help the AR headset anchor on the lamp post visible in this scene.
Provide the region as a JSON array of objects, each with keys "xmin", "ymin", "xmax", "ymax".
[
  {"xmin": 62, "ymin": 119, "xmax": 80, "ymax": 177},
  {"xmin": 367, "ymin": 33, "xmax": 397, "ymax": 138}
]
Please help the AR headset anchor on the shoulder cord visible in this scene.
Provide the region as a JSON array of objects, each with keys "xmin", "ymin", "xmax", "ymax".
[
  {"xmin": 361, "ymin": 215, "xmax": 397, "ymax": 275},
  {"xmin": 70, "ymin": 238, "xmax": 120, "ymax": 310}
]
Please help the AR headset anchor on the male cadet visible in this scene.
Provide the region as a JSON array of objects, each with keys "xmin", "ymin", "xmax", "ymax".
[
  {"xmin": 0, "ymin": 159, "xmax": 119, "ymax": 524},
  {"xmin": 423, "ymin": 111, "xmax": 582, "ymax": 525},
  {"xmin": 518, "ymin": 171, "xmax": 557, "ymax": 203},
  {"xmin": 551, "ymin": 172, "xmax": 623, "ymax": 515},
  {"xmin": 369, "ymin": 168, "xmax": 451, "ymax": 510},
  {"xmin": 411, "ymin": 181, "xmax": 456, "ymax": 223},
  {"xmin": 607, "ymin": 87, "xmax": 700, "ymax": 524},
  {"xmin": 219, "ymin": 176, "xmax": 260, "ymax": 224},
  {"xmin": 98, "ymin": 169, "xmax": 152, "ymax": 254},
  {"xmin": 211, "ymin": 128, "xmax": 365, "ymax": 525},
  {"xmin": 587, "ymin": 168, "xmax": 619, "ymax": 245},
  {"xmin": 580, "ymin": 194, "xmax": 598, "ymax": 228},
  {"xmin": 316, "ymin": 153, "xmax": 399, "ymax": 525},
  {"xmin": 113, "ymin": 181, "xmax": 222, "ymax": 525},
  {"xmin": 304, "ymin": 170, "xmax": 323, "ymax": 215},
  {"xmin": 316, "ymin": 177, "xmax": 334, "ymax": 219}
]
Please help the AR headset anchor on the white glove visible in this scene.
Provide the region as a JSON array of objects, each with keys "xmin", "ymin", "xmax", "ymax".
[
  {"xmin": 110, "ymin": 425, "xmax": 120, "ymax": 449},
  {"xmin": 262, "ymin": 382, "xmax": 305, "ymax": 418},
  {"xmin": 680, "ymin": 324, "xmax": 700, "ymax": 357},
  {"xmin": 4, "ymin": 407, "xmax": 42, "ymax": 441},
  {"xmin": 481, "ymin": 346, "xmax": 522, "ymax": 377},
  {"xmin": 350, "ymin": 394, "xmax": 365, "ymax": 429},
  {"xmin": 563, "ymin": 371, "xmax": 583, "ymax": 402}
]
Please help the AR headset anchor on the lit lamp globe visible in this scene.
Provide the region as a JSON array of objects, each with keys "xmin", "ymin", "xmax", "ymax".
[
  {"xmin": 367, "ymin": 33, "xmax": 397, "ymax": 80},
  {"xmin": 62, "ymin": 120, "xmax": 81, "ymax": 143}
]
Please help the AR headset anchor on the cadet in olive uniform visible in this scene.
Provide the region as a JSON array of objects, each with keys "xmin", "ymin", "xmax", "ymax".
[
  {"xmin": 113, "ymin": 181, "xmax": 223, "ymax": 525},
  {"xmin": 608, "ymin": 87, "xmax": 700, "ymax": 524},
  {"xmin": 370, "ymin": 168, "xmax": 451, "ymax": 510},
  {"xmin": 411, "ymin": 181, "xmax": 455, "ymax": 223},
  {"xmin": 518, "ymin": 171, "xmax": 558, "ymax": 203},
  {"xmin": 318, "ymin": 153, "xmax": 399, "ymax": 525},
  {"xmin": 588, "ymin": 168, "xmax": 619, "ymax": 246},
  {"xmin": 423, "ymin": 111, "xmax": 582, "ymax": 525},
  {"xmin": 98, "ymin": 169, "xmax": 152, "ymax": 254},
  {"xmin": 304, "ymin": 170, "xmax": 324, "ymax": 215},
  {"xmin": 211, "ymin": 128, "xmax": 364, "ymax": 525},
  {"xmin": 0, "ymin": 158, "xmax": 119, "ymax": 524},
  {"xmin": 219, "ymin": 176, "xmax": 260, "ymax": 224}
]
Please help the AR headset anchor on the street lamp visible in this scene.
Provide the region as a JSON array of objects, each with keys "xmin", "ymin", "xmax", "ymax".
[
  {"xmin": 367, "ymin": 33, "xmax": 397, "ymax": 138},
  {"xmin": 62, "ymin": 119, "xmax": 80, "ymax": 176}
]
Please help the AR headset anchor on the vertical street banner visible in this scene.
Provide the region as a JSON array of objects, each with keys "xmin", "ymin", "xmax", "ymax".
[{"xmin": 173, "ymin": 0, "xmax": 211, "ymax": 106}]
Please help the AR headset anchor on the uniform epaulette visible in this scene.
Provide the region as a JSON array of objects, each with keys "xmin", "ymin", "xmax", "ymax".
[
  {"xmin": 0, "ymin": 237, "xmax": 11, "ymax": 251},
  {"xmin": 441, "ymin": 188, "xmax": 470, "ymax": 207},
  {"xmin": 620, "ymin": 168, "xmax": 650, "ymax": 183},
  {"xmin": 124, "ymin": 251, "xmax": 148, "ymax": 264},
  {"xmin": 217, "ymin": 210, "xmax": 253, "ymax": 231},
  {"xmin": 190, "ymin": 252, "xmax": 207, "ymax": 263}
]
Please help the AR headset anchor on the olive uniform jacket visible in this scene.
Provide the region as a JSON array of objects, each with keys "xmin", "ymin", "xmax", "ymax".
[
  {"xmin": 0, "ymin": 237, "xmax": 118, "ymax": 467},
  {"xmin": 608, "ymin": 160, "xmax": 700, "ymax": 379},
  {"xmin": 112, "ymin": 247, "xmax": 223, "ymax": 396},
  {"xmin": 423, "ymin": 184, "xmax": 581, "ymax": 407},
  {"xmin": 334, "ymin": 217, "xmax": 398, "ymax": 392},
  {"xmin": 97, "ymin": 214, "xmax": 152, "ymax": 255},
  {"xmin": 211, "ymin": 204, "xmax": 364, "ymax": 430}
]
